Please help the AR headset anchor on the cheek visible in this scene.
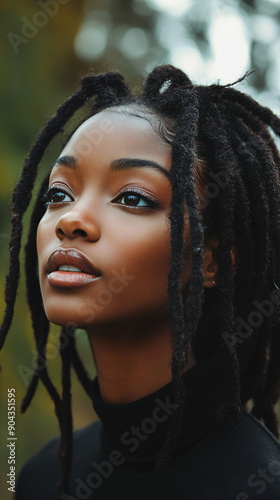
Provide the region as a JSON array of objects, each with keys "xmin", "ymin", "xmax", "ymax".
[
  {"xmin": 139, "ymin": 237, "xmax": 170, "ymax": 277},
  {"xmin": 122, "ymin": 220, "xmax": 170, "ymax": 269},
  {"xmin": 123, "ymin": 224, "xmax": 192, "ymax": 309},
  {"xmin": 36, "ymin": 222, "xmax": 48, "ymax": 299},
  {"xmin": 36, "ymin": 220, "xmax": 44, "ymax": 265},
  {"xmin": 37, "ymin": 211, "xmax": 59, "ymax": 252},
  {"xmin": 37, "ymin": 218, "xmax": 43, "ymax": 241},
  {"xmin": 36, "ymin": 215, "xmax": 59, "ymax": 285},
  {"xmin": 37, "ymin": 218, "xmax": 49, "ymax": 267},
  {"xmin": 113, "ymin": 225, "xmax": 172, "ymax": 310}
]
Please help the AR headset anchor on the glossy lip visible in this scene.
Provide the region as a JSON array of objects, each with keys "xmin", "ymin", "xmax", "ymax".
[{"xmin": 46, "ymin": 248, "xmax": 101, "ymax": 288}]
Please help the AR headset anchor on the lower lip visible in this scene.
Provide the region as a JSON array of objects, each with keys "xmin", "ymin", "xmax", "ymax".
[{"xmin": 47, "ymin": 271, "xmax": 100, "ymax": 288}]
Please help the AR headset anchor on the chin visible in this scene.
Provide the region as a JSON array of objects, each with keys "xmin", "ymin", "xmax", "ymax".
[
  {"xmin": 42, "ymin": 296, "xmax": 87, "ymax": 329},
  {"xmin": 44, "ymin": 309, "xmax": 77, "ymax": 329}
]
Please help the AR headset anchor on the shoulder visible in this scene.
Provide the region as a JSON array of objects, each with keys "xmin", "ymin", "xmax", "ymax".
[
  {"xmin": 163, "ymin": 410, "xmax": 280, "ymax": 500},
  {"xmin": 222, "ymin": 412, "xmax": 280, "ymax": 499},
  {"xmin": 175, "ymin": 410, "xmax": 280, "ymax": 500},
  {"xmin": 178, "ymin": 410, "xmax": 280, "ymax": 467},
  {"xmin": 227, "ymin": 410, "xmax": 280, "ymax": 456},
  {"xmin": 15, "ymin": 420, "xmax": 102, "ymax": 500}
]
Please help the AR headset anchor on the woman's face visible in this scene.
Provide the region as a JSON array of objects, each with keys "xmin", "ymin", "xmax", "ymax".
[{"xmin": 37, "ymin": 109, "xmax": 192, "ymax": 329}]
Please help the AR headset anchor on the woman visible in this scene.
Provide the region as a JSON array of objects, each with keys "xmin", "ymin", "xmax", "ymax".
[{"xmin": 1, "ymin": 65, "xmax": 280, "ymax": 499}]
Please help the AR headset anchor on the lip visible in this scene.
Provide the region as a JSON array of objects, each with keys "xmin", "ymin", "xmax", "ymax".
[{"xmin": 46, "ymin": 248, "xmax": 101, "ymax": 288}]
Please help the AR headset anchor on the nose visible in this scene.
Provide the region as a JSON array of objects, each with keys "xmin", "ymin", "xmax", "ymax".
[{"xmin": 55, "ymin": 209, "xmax": 101, "ymax": 242}]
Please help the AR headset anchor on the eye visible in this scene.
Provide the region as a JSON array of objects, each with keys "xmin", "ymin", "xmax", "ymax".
[
  {"xmin": 113, "ymin": 189, "xmax": 159, "ymax": 209},
  {"xmin": 43, "ymin": 186, "xmax": 73, "ymax": 206}
]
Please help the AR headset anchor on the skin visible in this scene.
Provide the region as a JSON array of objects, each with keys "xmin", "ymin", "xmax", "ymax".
[{"xmin": 37, "ymin": 109, "xmax": 218, "ymax": 404}]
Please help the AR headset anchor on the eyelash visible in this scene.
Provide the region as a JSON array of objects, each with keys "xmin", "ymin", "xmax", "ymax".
[
  {"xmin": 41, "ymin": 186, "xmax": 159, "ymax": 210},
  {"xmin": 113, "ymin": 188, "xmax": 159, "ymax": 210},
  {"xmin": 41, "ymin": 187, "xmax": 73, "ymax": 207}
]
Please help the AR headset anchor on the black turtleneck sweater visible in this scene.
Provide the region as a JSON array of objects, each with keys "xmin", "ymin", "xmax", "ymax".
[{"xmin": 15, "ymin": 359, "xmax": 280, "ymax": 500}]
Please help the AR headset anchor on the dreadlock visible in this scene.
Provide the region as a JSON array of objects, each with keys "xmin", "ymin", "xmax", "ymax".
[{"xmin": 1, "ymin": 65, "xmax": 280, "ymax": 497}]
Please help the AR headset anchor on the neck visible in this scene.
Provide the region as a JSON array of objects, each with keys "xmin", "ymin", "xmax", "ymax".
[{"xmin": 86, "ymin": 315, "xmax": 196, "ymax": 404}]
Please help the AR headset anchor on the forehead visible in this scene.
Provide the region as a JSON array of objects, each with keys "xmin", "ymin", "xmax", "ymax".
[{"xmin": 65, "ymin": 109, "xmax": 171, "ymax": 160}]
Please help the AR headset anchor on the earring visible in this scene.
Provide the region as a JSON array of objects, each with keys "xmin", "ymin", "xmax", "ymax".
[
  {"xmin": 273, "ymin": 280, "xmax": 280, "ymax": 290},
  {"xmin": 203, "ymin": 278, "xmax": 217, "ymax": 288}
]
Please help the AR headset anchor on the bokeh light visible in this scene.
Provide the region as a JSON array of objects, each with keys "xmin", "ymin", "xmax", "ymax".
[
  {"xmin": 207, "ymin": 10, "xmax": 250, "ymax": 82},
  {"xmin": 118, "ymin": 27, "xmax": 149, "ymax": 59},
  {"xmin": 148, "ymin": 0, "xmax": 191, "ymax": 16},
  {"xmin": 74, "ymin": 13, "xmax": 110, "ymax": 61}
]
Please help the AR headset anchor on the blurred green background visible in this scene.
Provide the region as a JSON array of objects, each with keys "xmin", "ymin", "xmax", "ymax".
[{"xmin": 1, "ymin": 0, "xmax": 280, "ymax": 498}]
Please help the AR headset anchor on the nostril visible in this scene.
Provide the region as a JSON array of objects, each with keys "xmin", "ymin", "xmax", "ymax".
[
  {"xmin": 73, "ymin": 229, "xmax": 87, "ymax": 237},
  {"xmin": 55, "ymin": 212, "xmax": 100, "ymax": 242},
  {"xmin": 55, "ymin": 226, "xmax": 88, "ymax": 240},
  {"xmin": 56, "ymin": 227, "xmax": 65, "ymax": 239}
]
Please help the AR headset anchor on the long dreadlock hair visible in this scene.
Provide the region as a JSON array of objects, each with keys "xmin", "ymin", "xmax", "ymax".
[{"xmin": 1, "ymin": 65, "xmax": 280, "ymax": 497}]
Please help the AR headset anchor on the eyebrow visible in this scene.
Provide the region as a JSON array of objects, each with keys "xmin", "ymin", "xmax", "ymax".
[
  {"xmin": 52, "ymin": 155, "xmax": 171, "ymax": 181},
  {"xmin": 52, "ymin": 155, "xmax": 77, "ymax": 169},
  {"xmin": 110, "ymin": 158, "xmax": 170, "ymax": 181}
]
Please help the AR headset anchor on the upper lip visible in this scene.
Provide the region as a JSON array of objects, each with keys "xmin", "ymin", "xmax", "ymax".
[{"xmin": 46, "ymin": 248, "xmax": 101, "ymax": 276}]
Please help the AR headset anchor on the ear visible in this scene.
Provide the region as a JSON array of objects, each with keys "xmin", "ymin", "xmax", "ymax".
[
  {"xmin": 202, "ymin": 237, "xmax": 219, "ymax": 288},
  {"xmin": 202, "ymin": 237, "xmax": 238, "ymax": 288}
]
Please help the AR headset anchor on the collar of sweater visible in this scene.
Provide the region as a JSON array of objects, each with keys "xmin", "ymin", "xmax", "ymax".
[{"xmin": 90, "ymin": 354, "xmax": 236, "ymax": 470}]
